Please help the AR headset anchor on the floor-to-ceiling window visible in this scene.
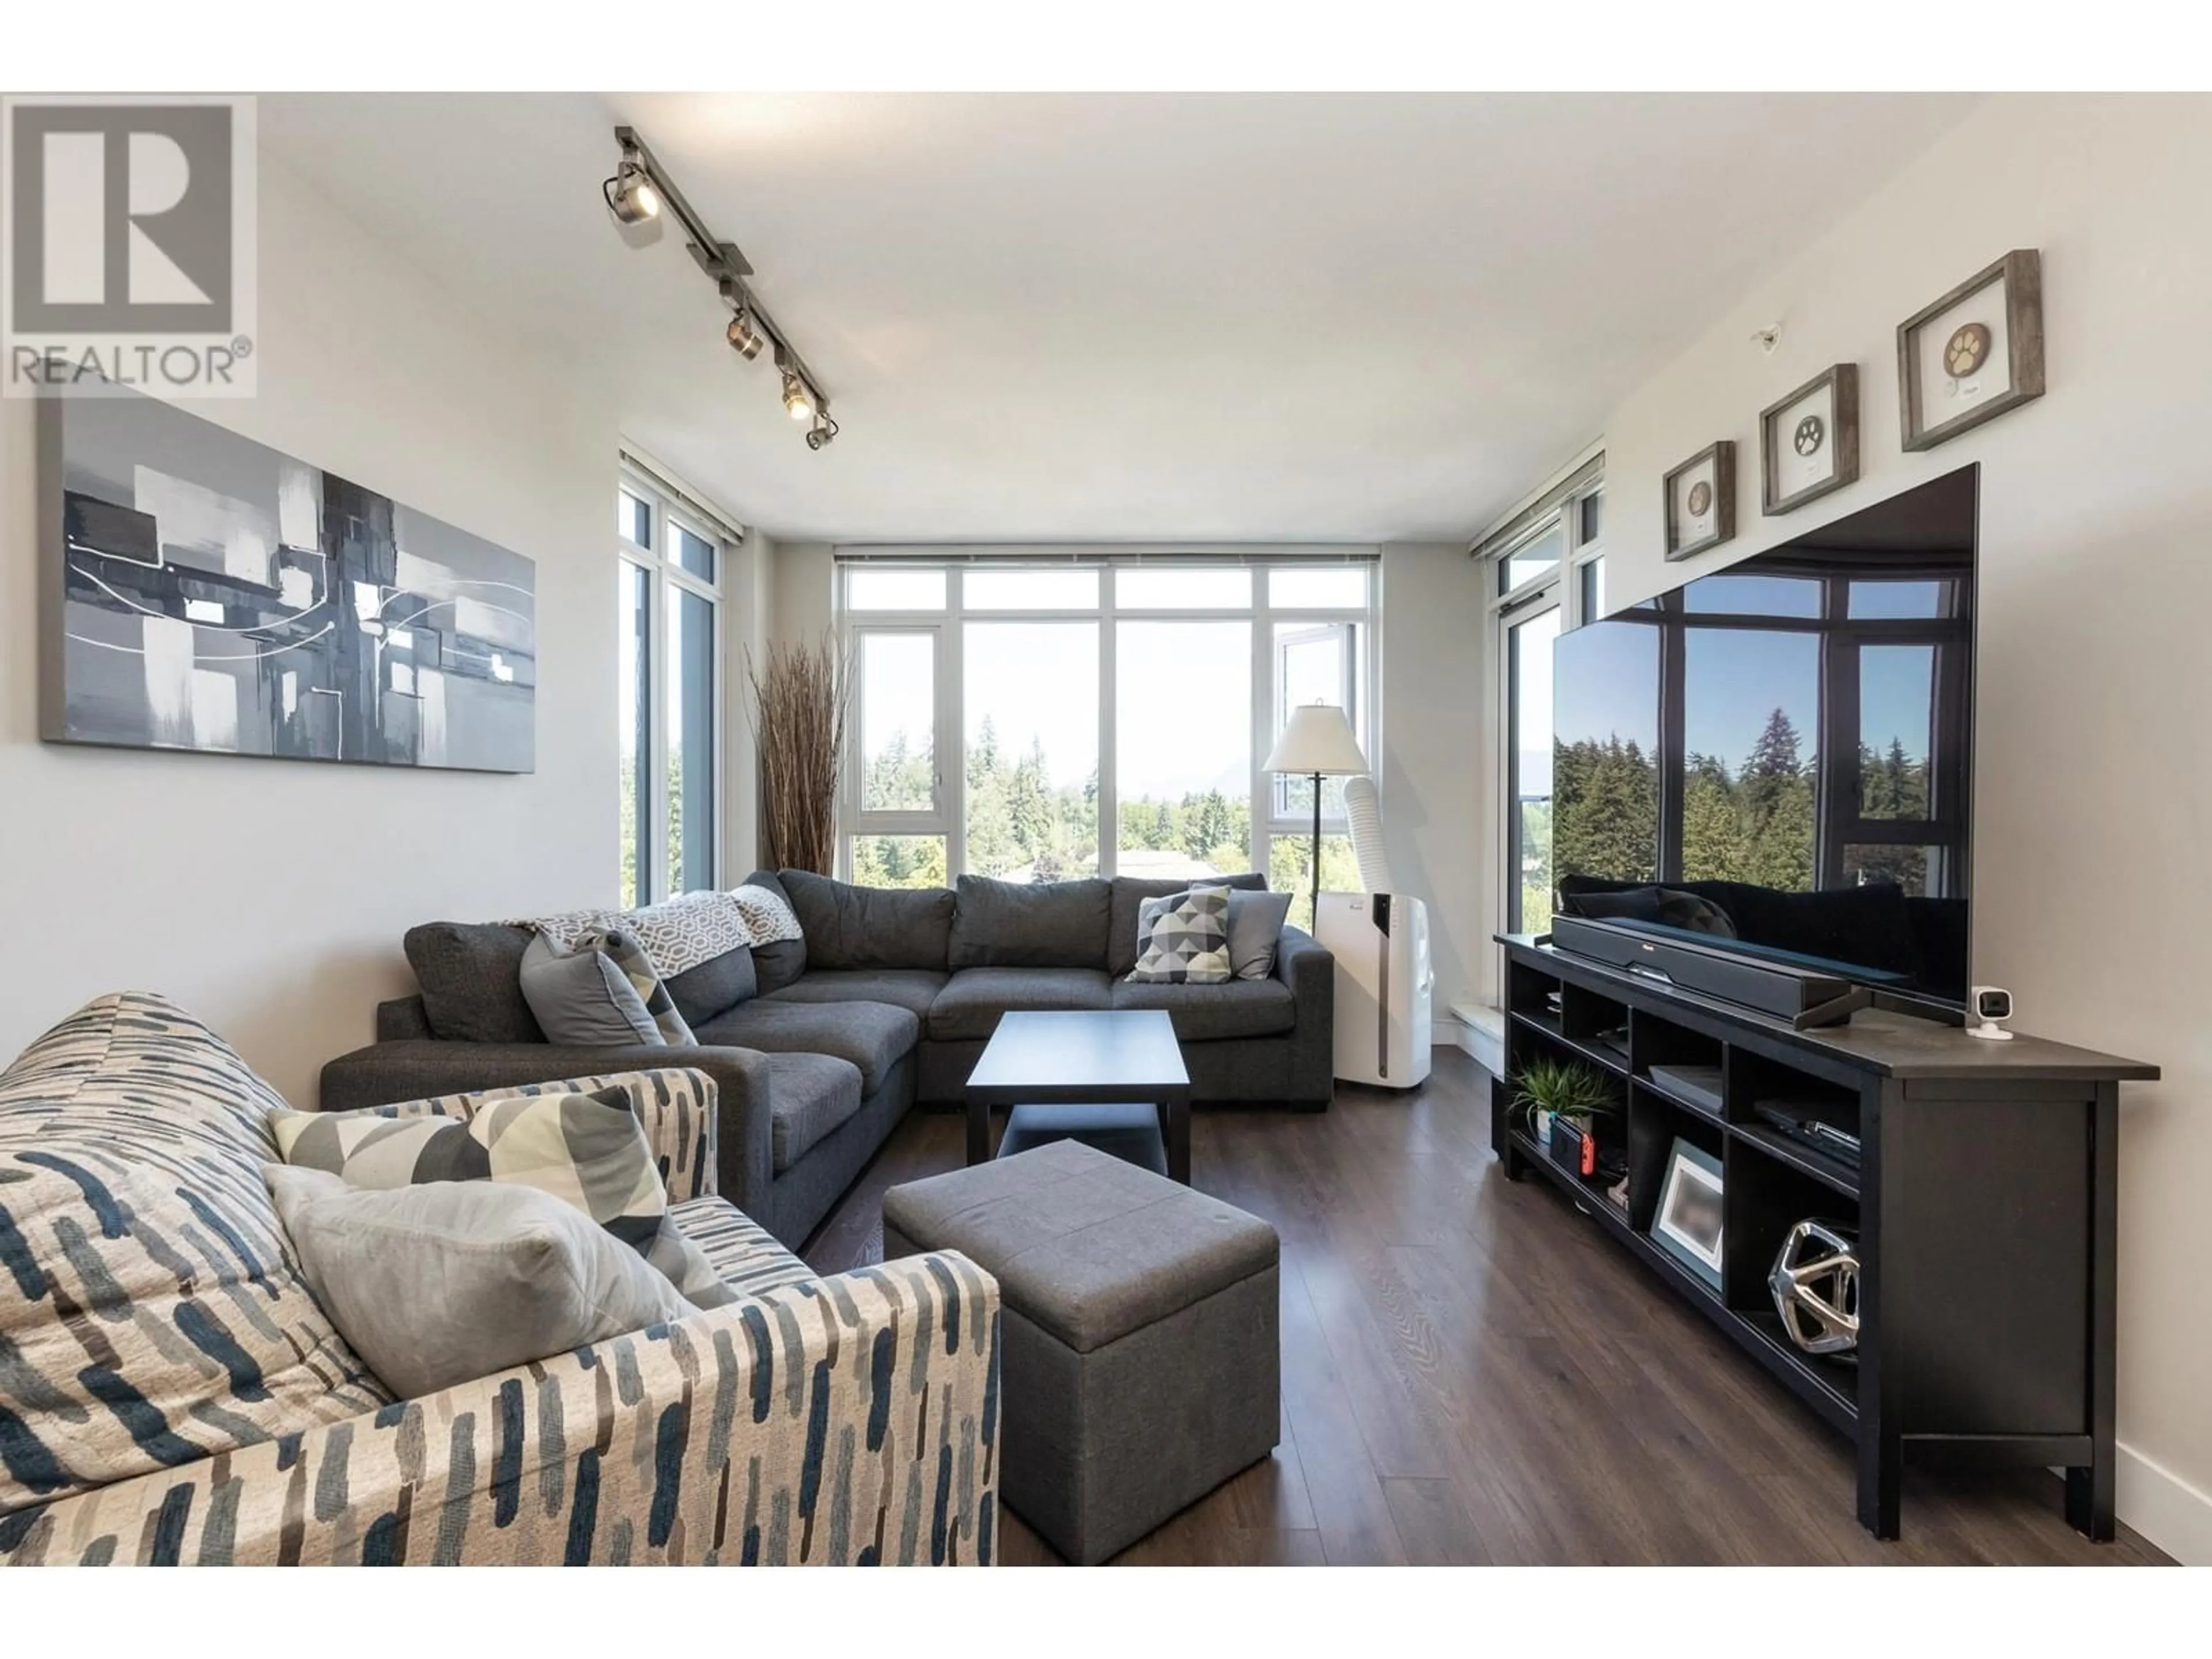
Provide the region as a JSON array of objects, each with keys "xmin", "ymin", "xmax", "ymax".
[
  {"xmin": 840, "ymin": 555, "xmax": 1380, "ymax": 891},
  {"xmin": 617, "ymin": 467, "xmax": 730, "ymax": 905},
  {"xmin": 1483, "ymin": 461, "xmax": 1604, "ymax": 940}
]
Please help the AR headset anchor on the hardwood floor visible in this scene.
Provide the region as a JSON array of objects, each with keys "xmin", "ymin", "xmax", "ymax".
[{"xmin": 801, "ymin": 1051, "xmax": 2171, "ymax": 1567}]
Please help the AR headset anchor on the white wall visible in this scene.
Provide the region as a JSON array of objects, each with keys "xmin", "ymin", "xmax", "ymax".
[
  {"xmin": 724, "ymin": 530, "xmax": 774, "ymax": 876},
  {"xmin": 1588, "ymin": 93, "xmax": 2212, "ymax": 1562},
  {"xmin": 0, "ymin": 155, "xmax": 614, "ymax": 1105},
  {"xmin": 772, "ymin": 540, "xmax": 835, "ymax": 648},
  {"xmin": 1379, "ymin": 543, "xmax": 1486, "ymax": 1028}
]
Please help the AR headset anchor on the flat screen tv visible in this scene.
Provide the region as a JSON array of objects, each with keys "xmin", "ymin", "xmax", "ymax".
[{"xmin": 1547, "ymin": 465, "xmax": 1976, "ymax": 1013}]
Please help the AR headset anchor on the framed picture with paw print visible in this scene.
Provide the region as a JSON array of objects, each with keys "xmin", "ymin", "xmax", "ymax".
[
  {"xmin": 1760, "ymin": 362, "xmax": 1859, "ymax": 516},
  {"xmin": 1662, "ymin": 440, "xmax": 1734, "ymax": 561},
  {"xmin": 1897, "ymin": 249, "xmax": 2044, "ymax": 451}
]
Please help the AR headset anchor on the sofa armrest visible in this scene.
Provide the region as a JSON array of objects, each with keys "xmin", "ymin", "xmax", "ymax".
[
  {"xmin": 319, "ymin": 1042, "xmax": 774, "ymax": 1215},
  {"xmin": 0, "ymin": 1252, "xmax": 1001, "ymax": 1567},
  {"xmin": 1273, "ymin": 924, "xmax": 1336, "ymax": 1105}
]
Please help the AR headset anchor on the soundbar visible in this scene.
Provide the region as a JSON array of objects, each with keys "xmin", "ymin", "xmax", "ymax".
[{"xmin": 1548, "ymin": 914, "xmax": 1870, "ymax": 1029}]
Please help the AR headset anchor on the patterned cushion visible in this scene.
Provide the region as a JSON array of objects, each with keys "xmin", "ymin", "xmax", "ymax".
[
  {"xmin": 270, "ymin": 1088, "xmax": 734, "ymax": 1309},
  {"xmin": 1126, "ymin": 885, "xmax": 1234, "ymax": 984},
  {"xmin": 0, "ymin": 993, "xmax": 389, "ymax": 1518},
  {"xmin": 574, "ymin": 926, "xmax": 694, "ymax": 1046},
  {"xmin": 377, "ymin": 1068, "xmax": 718, "ymax": 1205}
]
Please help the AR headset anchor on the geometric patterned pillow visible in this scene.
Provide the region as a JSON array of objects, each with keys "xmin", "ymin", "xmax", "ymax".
[
  {"xmin": 573, "ymin": 925, "xmax": 694, "ymax": 1046},
  {"xmin": 269, "ymin": 1087, "xmax": 733, "ymax": 1309},
  {"xmin": 1126, "ymin": 884, "xmax": 1233, "ymax": 984}
]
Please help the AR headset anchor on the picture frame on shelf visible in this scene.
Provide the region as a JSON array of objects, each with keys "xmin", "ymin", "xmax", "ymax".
[
  {"xmin": 1760, "ymin": 363, "xmax": 1859, "ymax": 516},
  {"xmin": 1897, "ymin": 248, "xmax": 2044, "ymax": 452},
  {"xmin": 1662, "ymin": 441, "xmax": 1734, "ymax": 561},
  {"xmin": 1651, "ymin": 1137, "xmax": 1725, "ymax": 1290}
]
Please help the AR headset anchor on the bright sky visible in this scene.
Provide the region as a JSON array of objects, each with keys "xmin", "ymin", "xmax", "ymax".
[{"xmin": 861, "ymin": 621, "xmax": 1259, "ymax": 800}]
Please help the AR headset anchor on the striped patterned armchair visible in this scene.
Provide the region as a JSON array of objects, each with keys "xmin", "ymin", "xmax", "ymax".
[{"xmin": 0, "ymin": 994, "xmax": 999, "ymax": 1566}]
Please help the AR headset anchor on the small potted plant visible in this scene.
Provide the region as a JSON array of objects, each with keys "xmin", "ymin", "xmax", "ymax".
[{"xmin": 1512, "ymin": 1055, "xmax": 1616, "ymax": 1176}]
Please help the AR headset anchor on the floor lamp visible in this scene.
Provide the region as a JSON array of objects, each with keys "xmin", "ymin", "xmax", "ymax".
[{"xmin": 1263, "ymin": 703, "xmax": 1370, "ymax": 930}]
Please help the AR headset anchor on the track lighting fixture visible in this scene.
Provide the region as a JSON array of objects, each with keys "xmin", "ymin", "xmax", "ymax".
[
  {"xmin": 601, "ymin": 125, "xmax": 839, "ymax": 449},
  {"xmin": 601, "ymin": 149, "xmax": 661, "ymax": 225},
  {"xmin": 781, "ymin": 369, "xmax": 816, "ymax": 423}
]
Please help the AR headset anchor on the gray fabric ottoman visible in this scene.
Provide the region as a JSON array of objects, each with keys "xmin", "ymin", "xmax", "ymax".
[{"xmin": 882, "ymin": 1139, "xmax": 1280, "ymax": 1565}]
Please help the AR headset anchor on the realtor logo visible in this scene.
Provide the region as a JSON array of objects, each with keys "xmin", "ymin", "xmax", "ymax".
[{"xmin": 3, "ymin": 94, "xmax": 257, "ymax": 396}]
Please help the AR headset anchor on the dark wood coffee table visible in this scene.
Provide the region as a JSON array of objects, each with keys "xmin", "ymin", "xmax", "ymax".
[{"xmin": 965, "ymin": 1010, "xmax": 1194, "ymax": 1183}]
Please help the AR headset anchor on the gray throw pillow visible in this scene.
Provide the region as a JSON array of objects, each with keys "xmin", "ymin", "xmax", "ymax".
[
  {"xmin": 268, "ymin": 1086, "xmax": 735, "ymax": 1309},
  {"xmin": 518, "ymin": 930, "xmax": 664, "ymax": 1046},
  {"xmin": 1226, "ymin": 889, "xmax": 1295, "ymax": 980},
  {"xmin": 1132, "ymin": 887, "xmax": 1294, "ymax": 980},
  {"xmin": 265, "ymin": 1165, "xmax": 695, "ymax": 1399},
  {"xmin": 571, "ymin": 925, "xmax": 694, "ymax": 1045},
  {"xmin": 1107, "ymin": 873, "xmax": 1268, "ymax": 976},
  {"xmin": 1127, "ymin": 885, "xmax": 1233, "ymax": 984}
]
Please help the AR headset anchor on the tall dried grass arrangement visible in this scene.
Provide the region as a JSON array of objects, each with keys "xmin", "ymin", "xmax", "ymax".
[{"xmin": 745, "ymin": 634, "xmax": 852, "ymax": 875}]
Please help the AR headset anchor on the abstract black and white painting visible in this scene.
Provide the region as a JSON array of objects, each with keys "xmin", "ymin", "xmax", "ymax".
[{"xmin": 41, "ymin": 388, "xmax": 535, "ymax": 772}]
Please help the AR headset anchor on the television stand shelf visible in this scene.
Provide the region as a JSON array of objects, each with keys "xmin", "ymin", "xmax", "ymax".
[{"xmin": 1492, "ymin": 932, "xmax": 2157, "ymax": 1541}]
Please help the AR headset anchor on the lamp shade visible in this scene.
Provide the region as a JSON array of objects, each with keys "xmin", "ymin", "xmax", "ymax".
[{"xmin": 1264, "ymin": 703, "xmax": 1368, "ymax": 776}]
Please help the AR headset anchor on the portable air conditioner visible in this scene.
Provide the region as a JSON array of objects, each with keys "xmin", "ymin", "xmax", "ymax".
[{"xmin": 1314, "ymin": 892, "xmax": 1433, "ymax": 1089}]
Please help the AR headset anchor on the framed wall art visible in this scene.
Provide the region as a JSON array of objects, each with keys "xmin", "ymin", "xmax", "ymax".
[
  {"xmin": 1897, "ymin": 248, "xmax": 2044, "ymax": 452},
  {"xmin": 41, "ymin": 385, "xmax": 536, "ymax": 772},
  {"xmin": 1662, "ymin": 440, "xmax": 1734, "ymax": 561},
  {"xmin": 1760, "ymin": 362, "xmax": 1859, "ymax": 516}
]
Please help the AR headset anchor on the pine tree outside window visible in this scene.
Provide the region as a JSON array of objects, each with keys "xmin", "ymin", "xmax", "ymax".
[{"xmin": 838, "ymin": 556, "xmax": 1380, "ymax": 889}]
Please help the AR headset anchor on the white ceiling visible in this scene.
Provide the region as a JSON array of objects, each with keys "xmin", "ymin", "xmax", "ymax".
[{"xmin": 262, "ymin": 93, "xmax": 1978, "ymax": 546}]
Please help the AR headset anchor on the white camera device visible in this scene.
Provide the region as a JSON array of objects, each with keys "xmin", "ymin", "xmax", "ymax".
[{"xmin": 1968, "ymin": 986, "xmax": 2014, "ymax": 1041}]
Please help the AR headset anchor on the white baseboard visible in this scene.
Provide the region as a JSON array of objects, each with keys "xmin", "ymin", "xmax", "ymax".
[
  {"xmin": 2119, "ymin": 1441, "xmax": 2212, "ymax": 1564},
  {"xmin": 1449, "ymin": 999, "xmax": 1505, "ymax": 1078}
]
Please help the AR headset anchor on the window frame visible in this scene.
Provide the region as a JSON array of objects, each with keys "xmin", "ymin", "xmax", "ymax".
[
  {"xmin": 1480, "ymin": 464, "xmax": 1602, "ymax": 993},
  {"xmin": 1499, "ymin": 590, "xmax": 1563, "ymax": 936},
  {"xmin": 618, "ymin": 467, "xmax": 730, "ymax": 904},
  {"xmin": 835, "ymin": 555, "xmax": 1380, "ymax": 885}
]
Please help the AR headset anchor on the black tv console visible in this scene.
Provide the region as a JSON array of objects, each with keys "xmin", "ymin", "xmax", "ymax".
[{"xmin": 1493, "ymin": 932, "xmax": 2157, "ymax": 1541}]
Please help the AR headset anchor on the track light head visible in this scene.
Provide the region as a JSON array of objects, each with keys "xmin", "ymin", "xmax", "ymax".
[
  {"xmin": 603, "ymin": 157, "xmax": 661, "ymax": 226},
  {"xmin": 781, "ymin": 369, "xmax": 816, "ymax": 423},
  {"xmin": 725, "ymin": 308, "xmax": 765, "ymax": 361},
  {"xmin": 805, "ymin": 411, "xmax": 839, "ymax": 452}
]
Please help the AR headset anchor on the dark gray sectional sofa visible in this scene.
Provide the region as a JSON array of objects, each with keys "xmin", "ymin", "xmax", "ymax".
[{"xmin": 321, "ymin": 869, "xmax": 1334, "ymax": 1249}]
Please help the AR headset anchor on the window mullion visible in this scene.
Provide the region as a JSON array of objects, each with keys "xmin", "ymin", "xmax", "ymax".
[
  {"xmin": 1251, "ymin": 599, "xmax": 1270, "ymax": 881},
  {"xmin": 1099, "ymin": 605, "xmax": 1118, "ymax": 878},
  {"xmin": 943, "ymin": 606, "xmax": 966, "ymax": 878}
]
